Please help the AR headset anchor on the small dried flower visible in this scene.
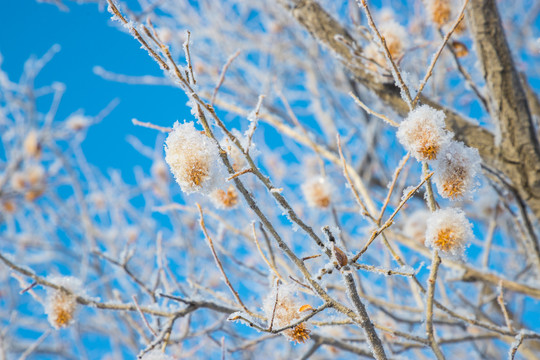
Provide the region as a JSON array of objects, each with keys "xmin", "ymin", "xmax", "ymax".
[
  {"xmin": 263, "ymin": 283, "xmax": 311, "ymax": 343},
  {"xmin": 10, "ymin": 164, "xmax": 46, "ymax": 200},
  {"xmin": 432, "ymin": 141, "xmax": 481, "ymax": 200},
  {"xmin": 302, "ymin": 176, "xmax": 332, "ymax": 209},
  {"xmin": 428, "ymin": 0, "xmax": 451, "ymax": 26},
  {"xmin": 1, "ymin": 200, "xmax": 16, "ymax": 213},
  {"xmin": 289, "ymin": 322, "xmax": 311, "ymax": 344},
  {"xmin": 425, "ymin": 208, "xmax": 473, "ymax": 258},
  {"xmin": 211, "ymin": 185, "xmax": 239, "ymax": 209},
  {"xmin": 451, "ymin": 41, "xmax": 469, "ymax": 57},
  {"xmin": 397, "ymin": 105, "xmax": 452, "ymax": 161},
  {"xmin": 45, "ymin": 276, "xmax": 82, "ymax": 329},
  {"xmin": 164, "ymin": 121, "xmax": 225, "ymax": 195},
  {"xmin": 10, "ymin": 171, "xmax": 26, "ymax": 191}
]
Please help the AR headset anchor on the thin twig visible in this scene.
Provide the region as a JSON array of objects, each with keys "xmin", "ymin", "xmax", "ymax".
[
  {"xmin": 132, "ymin": 295, "xmax": 159, "ymax": 337},
  {"xmin": 349, "ymin": 92, "xmax": 399, "ymax": 127},
  {"xmin": 412, "ymin": 0, "xmax": 470, "ymax": 107},
  {"xmin": 183, "ymin": 30, "xmax": 196, "ymax": 85},
  {"xmin": 226, "ymin": 168, "xmax": 253, "ymax": 181},
  {"xmin": 252, "ymin": 223, "xmax": 284, "ymax": 281},
  {"xmin": 211, "ymin": 50, "xmax": 241, "ymax": 106},
  {"xmin": 337, "ymin": 135, "xmax": 374, "ymax": 220},
  {"xmin": 497, "ymin": 282, "xmax": 514, "ymax": 332},
  {"xmin": 508, "ymin": 333, "xmax": 524, "ymax": 360},
  {"xmin": 342, "ymin": 268, "xmax": 388, "ymax": 359},
  {"xmin": 356, "ymin": 0, "xmax": 413, "ymax": 108},
  {"xmin": 377, "ymin": 153, "xmax": 410, "ymax": 223},
  {"xmin": 18, "ymin": 330, "xmax": 52, "ymax": 360},
  {"xmin": 268, "ymin": 280, "xmax": 280, "ymax": 331},
  {"xmin": 132, "ymin": 118, "xmax": 172, "ymax": 133},
  {"xmin": 196, "ymin": 203, "xmax": 250, "ymax": 314},
  {"xmin": 426, "ymin": 251, "xmax": 445, "ymax": 360},
  {"xmin": 246, "ymin": 95, "xmax": 265, "ymax": 151},
  {"xmin": 351, "ymin": 171, "xmax": 434, "ymax": 262}
]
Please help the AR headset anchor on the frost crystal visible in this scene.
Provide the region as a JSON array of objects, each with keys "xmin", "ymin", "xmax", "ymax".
[
  {"xmin": 397, "ymin": 105, "xmax": 452, "ymax": 161},
  {"xmin": 432, "ymin": 141, "xmax": 481, "ymax": 200},
  {"xmin": 301, "ymin": 176, "xmax": 333, "ymax": 209},
  {"xmin": 425, "ymin": 208, "xmax": 473, "ymax": 258},
  {"xmin": 164, "ymin": 121, "xmax": 225, "ymax": 195}
]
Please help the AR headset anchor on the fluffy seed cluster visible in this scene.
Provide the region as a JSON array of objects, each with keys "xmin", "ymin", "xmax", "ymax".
[
  {"xmin": 432, "ymin": 141, "xmax": 481, "ymax": 200},
  {"xmin": 263, "ymin": 283, "xmax": 311, "ymax": 344},
  {"xmin": 45, "ymin": 276, "xmax": 82, "ymax": 329},
  {"xmin": 403, "ymin": 209, "xmax": 431, "ymax": 243},
  {"xmin": 397, "ymin": 105, "xmax": 452, "ymax": 161},
  {"xmin": 427, "ymin": 0, "xmax": 451, "ymax": 26},
  {"xmin": 364, "ymin": 20, "xmax": 408, "ymax": 71},
  {"xmin": 425, "ymin": 208, "xmax": 473, "ymax": 258},
  {"xmin": 397, "ymin": 105, "xmax": 481, "ymax": 200},
  {"xmin": 164, "ymin": 122, "xmax": 225, "ymax": 195},
  {"xmin": 302, "ymin": 176, "xmax": 332, "ymax": 209},
  {"xmin": 211, "ymin": 185, "xmax": 239, "ymax": 209}
]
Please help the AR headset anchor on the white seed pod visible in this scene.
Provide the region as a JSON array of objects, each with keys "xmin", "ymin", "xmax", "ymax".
[
  {"xmin": 425, "ymin": 208, "xmax": 473, "ymax": 259},
  {"xmin": 397, "ymin": 105, "xmax": 453, "ymax": 161},
  {"xmin": 44, "ymin": 276, "xmax": 83, "ymax": 329},
  {"xmin": 263, "ymin": 282, "xmax": 311, "ymax": 343},
  {"xmin": 164, "ymin": 121, "xmax": 226, "ymax": 195},
  {"xmin": 432, "ymin": 140, "xmax": 481, "ymax": 200},
  {"xmin": 301, "ymin": 176, "xmax": 333, "ymax": 209}
]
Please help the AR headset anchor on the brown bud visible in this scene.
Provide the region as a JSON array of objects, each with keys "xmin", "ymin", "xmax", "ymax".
[{"xmin": 334, "ymin": 246, "xmax": 348, "ymax": 267}]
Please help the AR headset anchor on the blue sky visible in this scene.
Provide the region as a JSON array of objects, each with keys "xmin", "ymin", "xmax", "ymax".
[{"xmin": 0, "ymin": 0, "xmax": 188, "ymax": 180}]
